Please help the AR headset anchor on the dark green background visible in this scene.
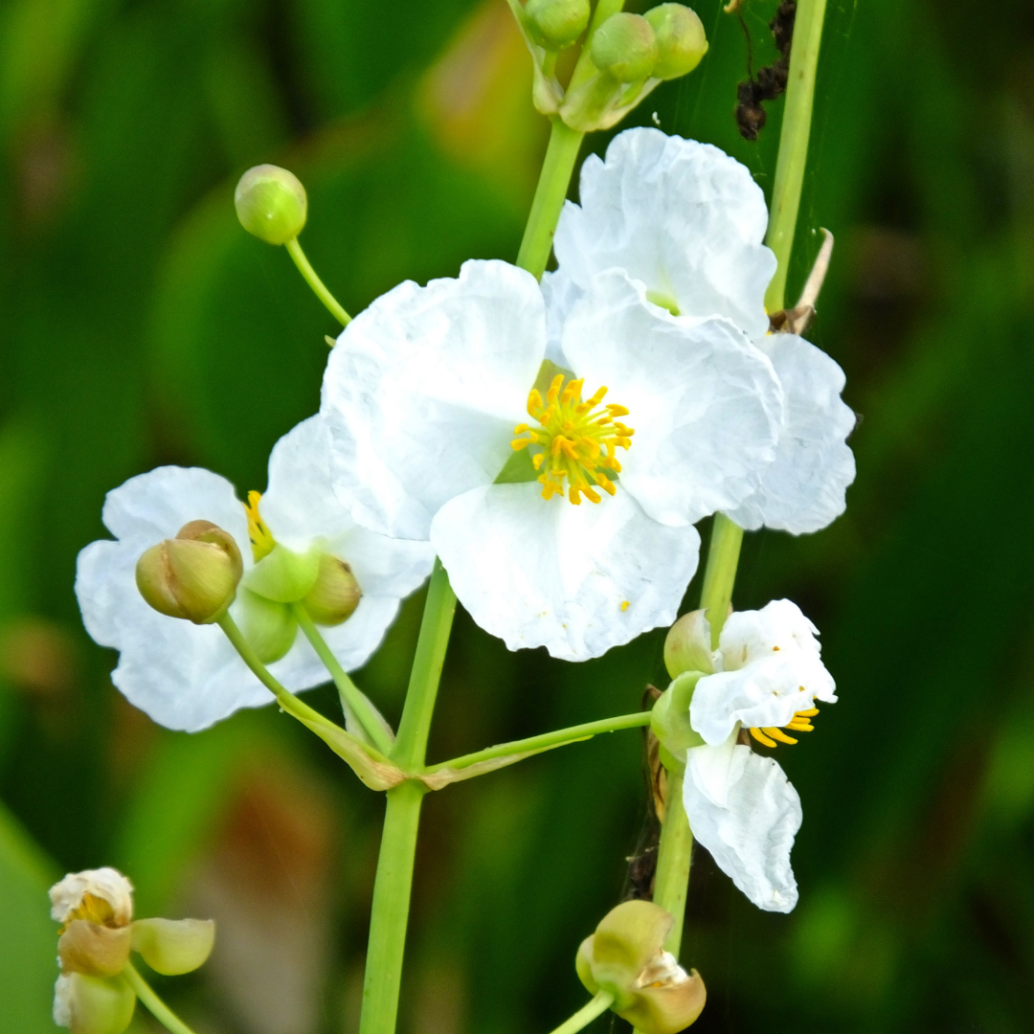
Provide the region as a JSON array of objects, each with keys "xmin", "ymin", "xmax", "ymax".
[{"xmin": 3, "ymin": 0, "xmax": 1033, "ymax": 1031}]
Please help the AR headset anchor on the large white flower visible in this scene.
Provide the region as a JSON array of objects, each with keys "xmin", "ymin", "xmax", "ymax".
[
  {"xmin": 76, "ymin": 416, "xmax": 434, "ymax": 732},
  {"xmin": 680, "ymin": 600, "xmax": 837, "ymax": 912},
  {"xmin": 320, "ymin": 259, "xmax": 784, "ymax": 661},
  {"xmin": 548, "ymin": 127, "xmax": 856, "ymax": 534}
]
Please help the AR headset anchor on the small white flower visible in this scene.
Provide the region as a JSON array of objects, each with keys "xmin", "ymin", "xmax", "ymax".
[
  {"xmin": 548, "ymin": 127, "xmax": 856, "ymax": 534},
  {"xmin": 50, "ymin": 868, "xmax": 134, "ymax": 927},
  {"xmin": 321, "ymin": 260, "xmax": 783, "ymax": 660},
  {"xmin": 75, "ymin": 416, "xmax": 434, "ymax": 731},
  {"xmin": 680, "ymin": 600, "xmax": 837, "ymax": 912}
]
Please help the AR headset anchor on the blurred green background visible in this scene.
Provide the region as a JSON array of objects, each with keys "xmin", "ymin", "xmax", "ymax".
[{"xmin": 3, "ymin": 0, "xmax": 1034, "ymax": 1031}]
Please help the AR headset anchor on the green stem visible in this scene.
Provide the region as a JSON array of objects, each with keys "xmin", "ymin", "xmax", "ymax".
[
  {"xmin": 547, "ymin": 992, "xmax": 615, "ymax": 1034},
  {"xmin": 425, "ymin": 711, "xmax": 652, "ymax": 774},
  {"xmin": 122, "ymin": 962, "xmax": 199, "ymax": 1034},
  {"xmin": 515, "ymin": 118, "xmax": 584, "ymax": 279},
  {"xmin": 698, "ymin": 513, "xmax": 744, "ymax": 648},
  {"xmin": 358, "ymin": 561, "xmax": 457, "ymax": 1034},
  {"xmin": 652, "ymin": 767, "xmax": 693, "ymax": 955},
  {"xmin": 292, "ymin": 604, "xmax": 394, "ymax": 755},
  {"xmin": 285, "ymin": 236, "xmax": 352, "ymax": 326},
  {"xmin": 763, "ymin": 0, "xmax": 829, "ymax": 312}
]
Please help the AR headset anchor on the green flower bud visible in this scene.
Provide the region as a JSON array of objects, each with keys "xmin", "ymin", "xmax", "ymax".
[
  {"xmin": 663, "ymin": 609, "xmax": 714, "ymax": 678},
  {"xmin": 234, "ymin": 164, "xmax": 308, "ymax": 245},
  {"xmin": 302, "ymin": 554, "xmax": 362, "ymax": 626},
  {"xmin": 58, "ymin": 921, "xmax": 131, "ymax": 978},
  {"xmin": 53, "ymin": 972, "xmax": 136, "ymax": 1034},
  {"xmin": 576, "ymin": 901, "xmax": 707, "ymax": 1034},
  {"xmin": 244, "ymin": 544, "xmax": 321, "ymax": 603},
  {"xmin": 239, "ymin": 590, "xmax": 297, "ymax": 664},
  {"xmin": 590, "ymin": 13, "xmax": 658, "ymax": 83},
  {"xmin": 644, "ymin": 4, "xmax": 708, "ymax": 80},
  {"xmin": 524, "ymin": 0, "xmax": 591, "ymax": 49},
  {"xmin": 135, "ymin": 521, "xmax": 243, "ymax": 625},
  {"xmin": 131, "ymin": 918, "xmax": 215, "ymax": 976}
]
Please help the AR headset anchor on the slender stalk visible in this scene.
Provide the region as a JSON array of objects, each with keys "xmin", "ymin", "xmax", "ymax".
[
  {"xmin": 425, "ymin": 711, "xmax": 652, "ymax": 774},
  {"xmin": 698, "ymin": 514, "xmax": 744, "ymax": 648},
  {"xmin": 652, "ymin": 768, "xmax": 693, "ymax": 955},
  {"xmin": 358, "ymin": 561, "xmax": 457, "ymax": 1034},
  {"xmin": 123, "ymin": 962, "xmax": 199, "ymax": 1034},
  {"xmin": 515, "ymin": 119, "xmax": 584, "ymax": 279},
  {"xmin": 285, "ymin": 236, "xmax": 352, "ymax": 326},
  {"xmin": 292, "ymin": 603, "xmax": 394, "ymax": 755},
  {"xmin": 547, "ymin": 991, "xmax": 615, "ymax": 1034},
  {"xmin": 763, "ymin": 0, "xmax": 829, "ymax": 312}
]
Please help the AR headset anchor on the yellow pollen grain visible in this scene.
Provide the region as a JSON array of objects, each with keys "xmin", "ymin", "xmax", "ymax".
[
  {"xmin": 621, "ymin": 600, "xmax": 630, "ymax": 612},
  {"xmin": 244, "ymin": 490, "xmax": 276, "ymax": 562},
  {"xmin": 511, "ymin": 373, "xmax": 634, "ymax": 506}
]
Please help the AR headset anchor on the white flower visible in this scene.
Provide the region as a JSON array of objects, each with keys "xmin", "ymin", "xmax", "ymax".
[
  {"xmin": 76, "ymin": 416, "xmax": 434, "ymax": 732},
  {"xmin": 50, "ymin": 868, "xmax": 134, "ymax": 927},
  {"xmin": 680, "ymin": 600, "xmax": 837, "ymax": 912},
  {"xmin": 321, "ymin": 259, "xmax": 783, "ymax": 660},
  {"xmin": 548, "ymin": 127, "xmax": 856, "ymax": 534}
]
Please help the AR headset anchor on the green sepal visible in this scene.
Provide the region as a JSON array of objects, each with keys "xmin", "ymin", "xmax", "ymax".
[
  {"xmin": 651, "ymin": 672, "xmax": 706, "ymax": 765},
  {"xmin": 244, "ymin": 544, "xmax": 321, "ymax": 603}
]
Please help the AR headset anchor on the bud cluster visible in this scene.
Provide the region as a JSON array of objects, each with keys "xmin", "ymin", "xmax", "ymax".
[
  {"xmin": 508, "ymin": 1, "xmax": 708, "ymax": 131},
  {"xmin": 50, "ymin": 868, "xmax": 214, "ymax": 1034}
]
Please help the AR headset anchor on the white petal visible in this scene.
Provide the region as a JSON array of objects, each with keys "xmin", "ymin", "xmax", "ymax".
[
  {"xmin": 540, "ymin": 269, "xmax": 582, "ymax": 368},
  {"xmin": 321, "ymin": 259, "xmax": 546, "ymax": 540},
  {"xmin": 723, "ymin": 334, "xmax": 856, "ymax": 533},
  {"xmin": 430, "ymin": 483, "xmax": 700, "ymax": 661},
  {"xmin": 554, "ymin": 128, "xmax": 776, "ymax": 338},
  {"xmin": 719, "ymin": 598, "xmax": 823, "ymax": 668},
  {"xmin": 50, "ymin": 868, "xmax": 134, "ymax": 925},
  {"xmin": 684, "ymin": 740, "xmax": 801, "ymax": 912},
  {"xmin": 562, "ymin": 272, "xmax": 783, "ymax": 527}
]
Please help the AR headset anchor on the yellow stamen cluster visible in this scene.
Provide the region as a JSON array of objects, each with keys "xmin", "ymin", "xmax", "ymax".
[
  {"xmin": 749, "ymin": 705, "xmax": 820, "ymax": 748},
  {"xmin": 512, "ymin": 374, "xmax": 634, "ymax": 505},
  {"xmin": 244, "ymin": 491, "xmax": 275, "ymax": 562}
]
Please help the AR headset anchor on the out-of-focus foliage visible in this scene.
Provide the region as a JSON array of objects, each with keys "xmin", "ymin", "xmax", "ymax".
[{"xmin": 2, "ymin": 0, "xmax": 1034, "ymax": 1032}]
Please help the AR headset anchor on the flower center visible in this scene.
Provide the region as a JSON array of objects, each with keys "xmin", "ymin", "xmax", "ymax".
[
  {"xmin": 748, "ymin": 705, "xmax": 820, "ymax": 748},
  {"xmin": 511, "ymin": 373, "xmax": 634, "ymax": 505},
  {"xmin": 244, "ymin": 491, "xmax": 275, "ymax": 562}
]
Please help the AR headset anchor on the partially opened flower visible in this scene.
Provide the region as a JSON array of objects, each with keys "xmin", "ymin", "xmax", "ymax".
[
  {"xmin": 320, "ymin": 259, "xmax": 783, "ymax": 660},
  {"xmin": 76, "ymin": 416, "xmax": 433, "ymax": 731},
  {"xmin": 547, "ymin": 127, "xmax": 856, "ymax": 534},
  {"xmin": 50, "ymin": 867, "xmax": 215, "ymax": 1034},
  {"xmin": 662, "ymin": 600, "xmax": 837, "ymax": 911}
]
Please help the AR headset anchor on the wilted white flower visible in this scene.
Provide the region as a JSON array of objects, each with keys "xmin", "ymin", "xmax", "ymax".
[
  {"xmin": 321, "ymin": 259, "xmax": 783, "ymax": 660},
  {"xmin": 548, "ymin": 127, "xmax": 856, "ymax": 534},
  {"xmin": 680, "ymin": 600, "xmax": 837, "ymax": 911},
  {"xmin": 76, "ymin": 416, "xmax": 433, "ymax": 731},
  {"xmin": 50, "ymin": 868, "xmax": 134, "ymax": 928}
]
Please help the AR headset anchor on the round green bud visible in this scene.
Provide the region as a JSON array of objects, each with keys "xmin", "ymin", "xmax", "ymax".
[
  {"xmin": 302, "ymin": 554, "xmax": 362, "ymax": 626},
  {"xmin": 135, "ymin": 521, "xmax": 243, "ymax": 625},
  {"xmin": 524, "ymin": 0, "xmax": 591, "ymax": 50},
  {"xmin": 234, "ymin": 164, "xmax": 307, "ymax": 245},
  {"xmin": 663, "ymin": 609, "xmax": 714, "ymax": 678},
  {"xmin": 130, "ymin": 918, "xmax": 215, "ymax": 976},
  {"xmin": 590, "ymin": 13, "xmax": 658, "ymax": 83},
  {"xmin": 239, "ymin": 590, "xmax": 297, "ymax": 664},
  {"xmin": 644, "ymin": 4, "xmax": 708, "ymax": 80}
]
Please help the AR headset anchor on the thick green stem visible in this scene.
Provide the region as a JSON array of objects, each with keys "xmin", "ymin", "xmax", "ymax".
[
  {"xmin": 426, "ymin": 711, "xmax": 652, "ymax": 774},
  {"xmin": 358, "ymin": 561, "xmax": 457, "ymax": 1034},
  {"xmin": 763, "ymin": 0, "xmax": 829, "ymax": 312},
  {"xmin": 698, "ymin": 514, "xmax": 744, "ymax": 648},
  {"xmin": 652, "ymin": 768, "xmax": 693, "ymax": 955},
  {"xmin": 547, "ymin": 991, "xmax": 615, "ymax": 1034},
  {"xmin": 285, "ymin": 236, "xmax": 352, "ymax": 326},
  {"xmin": 516, "ymin": 118, "xmax": 584, "ymax": 279},
  {"xmin": 292, "ymin": 603, "xmax": 394, "ymax": 755},
  {"xmin": 122, "ymin": 962, "xmax": 199, "ymax": 1034}
]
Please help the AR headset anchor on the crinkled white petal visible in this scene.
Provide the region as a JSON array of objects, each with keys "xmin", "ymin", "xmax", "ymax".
[
  {"xmin": 321, "ymin": 259, "xmax": 547, "ymax": 540},
  {"xmin": 430, "ymin": 482, "xmax": 700, "ymax": 661},
  {"xmin": 718, "ymin": 598, "xmax": 823, "ymax": 668},
  {"xmin": 50, "ymin": 868, "xmax": 134, "ymax": 925},
  {"xmin": 540, "ymin": 269, "xmax": 582, "ymax": 368},
  {"xmin": 53, "ymin": 974, "xmax": 73, "ymax": 1027},
  {"xmin": 554, "ymin": 128, "xmax": 776, "ymax": 338},
  {"xmin": 562, "ymin": 271, "xmax": 783, "ymax": 527},
  {"xmin": 684, "ymin": 738, "xmax": 801, "ymax": 912},
  {"xmin": 723, "ymin": 334, "xmax": 856, "ymax": 533}
]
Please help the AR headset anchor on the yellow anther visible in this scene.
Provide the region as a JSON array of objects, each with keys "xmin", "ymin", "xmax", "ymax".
[
  {"xmin": 762, "ymin": 727, "xmax": 799, "ymax": 745},
  {"xmin": 749, "ymin": 705, "xmax": 820, "ymax": 749},
  {"xmin": 513, "ymin": 374, "xmax": 634, "ymax": 505},
  {"xmin": 749, "ymin": 727, "xmax": 778, "ymax": 748},
  {"xmin": 244, "ymin": 491, "xmax": 276, "ymax": 562}
]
